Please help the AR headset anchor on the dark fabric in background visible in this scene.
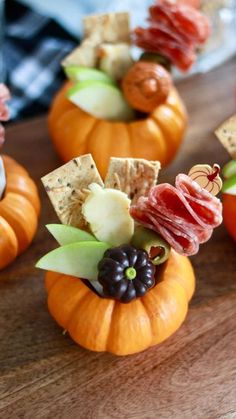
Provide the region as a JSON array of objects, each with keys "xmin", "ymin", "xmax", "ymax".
[{"xmin": 3, "ymin": 0, "xmax": 78, "ymax": 119}]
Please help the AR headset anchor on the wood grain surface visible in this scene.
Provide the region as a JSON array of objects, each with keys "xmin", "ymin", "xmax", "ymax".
[{"xmin": 0, "ymin": 58, "xmax": 236, "ymax": 419}]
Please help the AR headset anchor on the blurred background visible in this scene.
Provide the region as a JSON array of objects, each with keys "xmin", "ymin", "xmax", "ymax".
[{"xmin": 1, "ymin": 0, "xmax": 236, "ymax": 120}]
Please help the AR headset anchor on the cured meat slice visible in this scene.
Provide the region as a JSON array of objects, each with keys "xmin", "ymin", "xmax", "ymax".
[
  {"xmin": 134, "ymin": 27, "xmax": 195, "ymax": 71},
  {"xmin": 130, "ymin": 175, "xmax": 222, "ymax": 256},
  {"xmin": 175, "ymin": 174, "xmax": 222, "ymax": 227},
  {"xmin": 133, "ymin": 0, "xmax": 210, "ymax": 71},
  {"xmin": 150, "ymin": 1, "xmax": 210, "ymax": 44}
]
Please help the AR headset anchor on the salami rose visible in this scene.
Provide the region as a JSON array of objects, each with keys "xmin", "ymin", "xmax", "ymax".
[
  {"xmin": 133, "ymin": 0, "xmax": 210, "ymax": 71},
  {"xmin": 130, "ymin": 174, "xmax": 222, "ymax": 256}
]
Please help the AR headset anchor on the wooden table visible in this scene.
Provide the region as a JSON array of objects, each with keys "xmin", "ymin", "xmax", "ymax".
[{"xmin": 1, "ymin": 58, "xmax": 236, "ymax": 419}]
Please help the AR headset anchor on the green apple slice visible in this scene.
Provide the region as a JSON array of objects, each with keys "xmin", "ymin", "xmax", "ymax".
[
  {"xmin": 67, "ymin": 81, "xmax": 135, "ymax": 121},
  {"xmin": 222, "ymin": 160, "xmax": 236, "ymax": 179},
  {"xmin": 46, "ymin": 224, "xmax": 96, "ymax": 246},
  {"xmin": 36, "ymin": 241, "xmax": 110, "ymax": 281},
  {"xmin": 222, "ymin": 173, "xmax": 236, "ymax": 195},
  {"xmin": 64, "ymin": 66, "xmax": 115, "ymax": 85}
]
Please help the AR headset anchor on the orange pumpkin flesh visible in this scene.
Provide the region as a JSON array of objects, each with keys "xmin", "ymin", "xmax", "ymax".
[
  {"xmin": 45, "ymin": 250, "xmax": 195, "ymax": 355},
  {"xmin": 223, "ymin": 193, "xmax": 236, "ymax": 241},
  {"xmin": 0, "ymin": 155, "xmax": 40, "ymax": 269},
  {"xmin": 48, "ymin": 82, "xmax": 187, "ymax": 178}
]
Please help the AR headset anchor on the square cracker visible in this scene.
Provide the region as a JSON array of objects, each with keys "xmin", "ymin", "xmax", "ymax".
[
  {"xmin": 83, "ymin": 12, "xmax": 130, "ymax": 44},
  {"xmin": 215, "ymin": 114, "xmax": 236, "ymax": 158},
  {"xmin": 104, "ymin": 157, "xmax": 161, "ymax": 203},
  {"xmin": 61, "ymin": 36, "xmax": 100, "ymax": 68},
  {"xmin": 42, "ymin": 154, "xmax": 104, "ymax": 228}
]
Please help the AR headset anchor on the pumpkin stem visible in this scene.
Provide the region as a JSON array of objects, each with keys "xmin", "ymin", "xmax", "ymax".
[
  {"xmin": 207, "ymin": 164, "xmax": 220, "ymax": 182},
  {"xmin": 125, "ymin": 267, "xmax": 137, "ymax": 280}
]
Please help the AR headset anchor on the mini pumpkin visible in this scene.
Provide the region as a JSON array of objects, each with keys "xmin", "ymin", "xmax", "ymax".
[
  {"xmin": 0, "ymin": 155, "xmax": 40, "ymax": 270},
  {"xmin": 45, "ymin": 250, "xmax": 195, "ymax": 356},
  {"xmin": 48, "ymin": 82, "xmax": 187, "ymax": 178}
]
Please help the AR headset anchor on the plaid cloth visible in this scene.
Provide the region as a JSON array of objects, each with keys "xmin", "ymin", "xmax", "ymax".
[{"xmin": 3, "ymin": 0, "xmax": 77, "ymax": 119}]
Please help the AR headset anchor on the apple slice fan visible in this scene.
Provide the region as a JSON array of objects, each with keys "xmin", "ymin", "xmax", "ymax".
[
  {"xmin": 37, "ymin": 154, "xmax": 223, "ymax": 355},
  {"xmin": 215, "ymin": 114, "xmax": 236, "ymax": 241},
  {"xmin": 0, "ymin": 84, "xmax": 40, "ymax": 270}
]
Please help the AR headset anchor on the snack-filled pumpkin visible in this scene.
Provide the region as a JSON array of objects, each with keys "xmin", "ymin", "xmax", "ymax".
[
  {"xmin": 48, "ymin": 3, "xmax": 210, "ymax": 179},
  {"xmin": 0, "ymin": 85, "xmax": 40, "ymax": 270},
  {"xmin": 37, "ymin": 155, "xmax": 222, "ymax": 356}
]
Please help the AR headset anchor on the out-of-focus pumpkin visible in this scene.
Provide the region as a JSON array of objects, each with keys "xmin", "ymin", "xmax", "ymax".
[
  {"xmin": 0, "ymin": 155, "xmax": 40, "ymax": 270},
  {"xmin": 48, "ymin": 82, "xmax": 187, "ymax": 178},
  {"xmin": 45, "ymin": 250, "xmax": 195, "ymax": 356},
  {"xmin": 223, "ymin": 193, "xmax": 236, "ymax": 241}
]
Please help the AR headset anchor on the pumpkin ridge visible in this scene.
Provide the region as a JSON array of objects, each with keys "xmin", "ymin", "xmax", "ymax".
[
  {"xmin": 0, "ymin": 216, "xmax": 18, "ymax": 269},
  {"xmin": 105, "ymin": 297, "xmax": 117, "ymax": 351},
  {"xmin": 45, "ymin": 271, "xmax": 66, "ymax": 293},
  {"xmin": 106, "ymin": 298, "xmax": 153, "ymax": 355},
  {"xmin": 48, "ymin": 276, "xmax": 91, "ymax": 329},
  {"xmin": 5, "ymin": 172, "xmax": 40, "ymax": 215},
  {"xmin": 65, "ymin": 280, "xmax": 92, "ymax": 327},
  {"xmin": 143, "ymin": 279, "xmax": 188, "ymax": 346},
  {"xmin": 151, "ymin": 106, "xmax": 185, "ymax": 165},
  {"xmin": 166, "ymin": 88, "xmax": 187, "ymax": 122},
  {"xmin": 68, "ymin": 290, "xmax": 115, "ymax": 352},
  {"xmin": 0, "ymin": 192, "xmax": 38, "ymax": 253},
  {"xmin": 85, "ymin": 117, "xmax": 100, "ymax": 152},
  {"xmin": 126, "ymin": 123, "xmax": 135, "ymax": 156}
]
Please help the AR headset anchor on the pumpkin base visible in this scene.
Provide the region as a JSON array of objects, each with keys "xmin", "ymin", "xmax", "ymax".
[
  {"xmin": 48, "ymin": 82, "xmax": 187, "ymax": 179},
  {"xmin": 0, "ymin": 155, "xmax": 40, "ymax": 270},
  {"xmin": 45, "ymin": 250, "xmax": 195, "ymax": 356}
]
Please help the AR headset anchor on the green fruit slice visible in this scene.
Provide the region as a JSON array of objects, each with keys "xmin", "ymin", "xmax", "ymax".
[
  {"xmin": 46, "ymin": 224, "xmax": 96, "ymax": 246},
  {"xmin": 131, "ymin": 226, "xmax": 170, "ymax": 265},
  {"xmin": 67, "ymin": 81, "xmax": 135, "ymax": 121},
  {"xmin": 222, "ymin": 160, "xmax": 236, "ymax": 179},
  {"xmin": 222, "ymin": 173, "xmax": 236, "ymax": 195},
  {"xmin": 36, "ymin": 241, "xmax": 110, "ymax": 281},
  {"xmin": 64, "ymin": 66, "xmax": 115, "ymax": 85}
]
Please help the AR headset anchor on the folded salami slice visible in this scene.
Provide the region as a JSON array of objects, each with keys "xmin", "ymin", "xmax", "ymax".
[
  {"xmin": 133, "ymin": 0, "xmax": 210, "ymax": 71},
  {"xmin": 130, "ymin": 175, "xmax": 222, "ymax": 256},
  {"xmin": 134, "ymin": 27, "xmax": 196, "ymax": 71},
  {"xmin": 150, "ymin": 1, "xmax": 210, "ymax": 44}
]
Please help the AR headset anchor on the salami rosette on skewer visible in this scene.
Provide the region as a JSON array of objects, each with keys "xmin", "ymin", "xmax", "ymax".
[{"xmin": 131, "ymin": 165, "xmax": 222, "ymax": 256}]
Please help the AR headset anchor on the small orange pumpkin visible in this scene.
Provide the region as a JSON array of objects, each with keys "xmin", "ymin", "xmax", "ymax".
[
  {"xmin": 45, "ymin": 250, "xmax": 195, "ymax": 355},
  {"xmin": 223, "ymin": 193, "xmax": 236, "ymax": 241},
  {"xmin": 48, "ymin": 82, "xmax": 187, "ymax": 178},
  {"xmin": 0, "ymin": 155, "xmax": 40, "ymax": 270}
]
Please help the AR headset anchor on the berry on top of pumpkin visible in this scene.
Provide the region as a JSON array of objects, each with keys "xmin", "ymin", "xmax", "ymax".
[{"xmin": 98, "ymin": 244, "xmax": 156, "ymax": 303}]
